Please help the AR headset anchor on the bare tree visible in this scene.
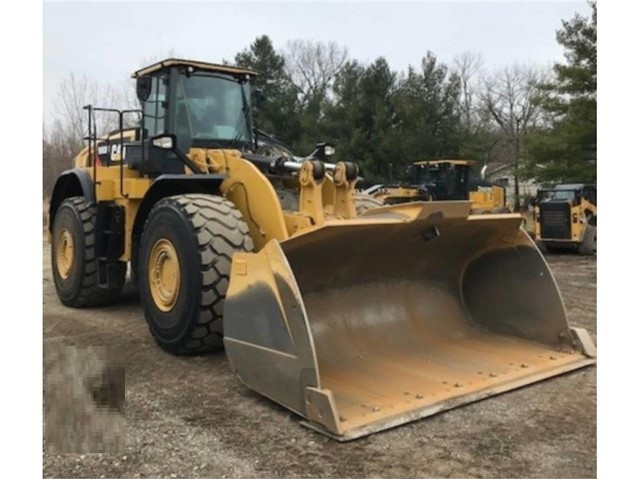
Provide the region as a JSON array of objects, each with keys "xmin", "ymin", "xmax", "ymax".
[
  {"xmin": 283, "ymin": 39, "xmax": 349, "ymax": 107},
  {"xmin": 53, "ymin": 74, "xmax": 98, "ymax": 150},
  {"xmin": 44, "ymin": 73, "xmax": 139, "ymax": 198},
  {"xmin": 51, "ymin": 74, "xmax": 127, "ymax": 150},
  {"xmin": 112, "ymin": 76, "xmax": 143, "ymax": 125},
  {"xmin": 480, "ymin": 63, "xmax": 549, "ymax": 209},
  {"xmin": 452, "ymin": 51, "xmax": 484, "ymax": 128}
]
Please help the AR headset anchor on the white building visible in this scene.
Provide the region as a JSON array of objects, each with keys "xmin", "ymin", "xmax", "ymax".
[{"xmin": 486, "ymin": 163, "xmax": 539, "ymax": 209}]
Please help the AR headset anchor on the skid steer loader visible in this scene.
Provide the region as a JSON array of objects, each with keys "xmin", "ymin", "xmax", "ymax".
[
  {"xmin": 47, "ymin": 58, "xmax": 596, "ymax": 441},
  {"xmin": 533, "ymin": 184, "xmax": 596, "ymax": 255}
]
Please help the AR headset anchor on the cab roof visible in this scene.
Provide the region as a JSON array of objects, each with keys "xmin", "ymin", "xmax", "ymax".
[
  {"xmin": 553, "ymin": 183, "xmax": 594, "ymax": 190},
  {"xmin": 131, "ymin": 58, "xmax": 258, "ymax": 79},
  {"xmin": 413, "ymin": 159, "xmax": 475, "ymax": 167}
]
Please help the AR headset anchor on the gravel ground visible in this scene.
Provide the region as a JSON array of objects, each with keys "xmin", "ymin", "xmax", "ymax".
[
  {"xmin": 44, "ymin": 345, "xmax": 125, "ymax": 453},
  {"xmin": 43, "ymin": 240, "xmax": 596, "ymax": 479}
]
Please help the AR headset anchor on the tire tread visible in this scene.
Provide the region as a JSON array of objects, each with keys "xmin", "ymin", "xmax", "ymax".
[
  {"xmin": 142, "ymin": 194, "xmax": 253, "ymax": 355},
  {"xmin": 53, "ymin": 197, "xmax": 126, "ymax": 308}
]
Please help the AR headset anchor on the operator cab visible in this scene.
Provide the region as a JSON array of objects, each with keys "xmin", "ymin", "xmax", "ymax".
[
  {"xmin": 537, "ymin": 184, "xmax": 597, "ymax": 207},
  {"xmin": 126, "ymin": 58, "xmax": 257, "ymax": 176},
  {"xmin": 408, "ymin": 160, "xmax": 472, "ymax": 200}
]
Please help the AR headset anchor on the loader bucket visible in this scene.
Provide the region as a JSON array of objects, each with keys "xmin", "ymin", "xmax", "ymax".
[{"xmin": 223, "ymin": 201, "xmax": 596, "ymax": 440}]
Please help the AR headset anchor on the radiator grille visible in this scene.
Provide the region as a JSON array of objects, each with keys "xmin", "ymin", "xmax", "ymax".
[{"xmin": 539, "ymin": 203, "xmax": 571, "ymax": 239}]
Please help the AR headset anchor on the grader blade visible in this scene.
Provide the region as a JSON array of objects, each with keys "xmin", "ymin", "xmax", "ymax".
[{"xmin": 223, "ymin": 201, "xmax": 596, "ymax": 440}]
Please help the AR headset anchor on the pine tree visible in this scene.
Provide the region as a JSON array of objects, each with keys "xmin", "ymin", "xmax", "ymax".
[
  {"xmin": 234, "ymin": 35, "xmax": 299, "ymax": 144},
  {"xmin": 524, "ymin": 2, "xmax": 597, "ymax": 184}
]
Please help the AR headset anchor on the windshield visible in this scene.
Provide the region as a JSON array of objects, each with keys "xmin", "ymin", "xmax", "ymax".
[
  {"xmin": 553, "ymin": 190, "xmax": 575, "ymax": 200},
  {"xmin": 540, "ymin": 190, "xmax": 576, "ymax": 201},
  {"xmin": 414, "ymin": 165, "xmax": 443, "ymax": 184},
  {"xmin": 174, "ymin": 73, "xmax": 252, "ymax": 145}
]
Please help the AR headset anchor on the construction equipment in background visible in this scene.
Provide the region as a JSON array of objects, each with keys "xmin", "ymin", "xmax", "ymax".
[
  {"xmin": 367, "ymin": 159, "xmax": 511, "ymax": 214},
  {"xmin": 47, "ymin": 58, "xmax": 595, "ymax": 441},
  {"xmin": 533, "ymin": 184, "xmax": 597, "ymax": 255},
  {"xmin": 468, "ymin": 180, "xmax": 510, "ymax": 214}
]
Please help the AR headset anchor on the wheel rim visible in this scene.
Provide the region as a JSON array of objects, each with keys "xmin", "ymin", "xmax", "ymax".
[
  {"xmin": 148, "ymin": 238, "xmax": 181, "ymax": 312},
  {"xmin": 55, "ymin": 228, "xmax": 75, "ymax": 279}
]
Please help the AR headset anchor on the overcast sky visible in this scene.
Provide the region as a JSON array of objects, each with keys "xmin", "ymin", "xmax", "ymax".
[{"xmin": 43, "ymin": 1, "xmax": 591, "ymax": 124}]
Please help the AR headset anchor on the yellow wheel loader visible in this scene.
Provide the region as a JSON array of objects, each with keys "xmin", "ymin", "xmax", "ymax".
[
  {"xmin": 369, "ymin": 159, "xmax": 511, "ymax": 214},
  {"xmin": 533, "ymin": 184, "xmax": 597, "ymax": 255},
  {"xmin": 48, "ymin": 58, "xmax": 595, "ymax": 441}
]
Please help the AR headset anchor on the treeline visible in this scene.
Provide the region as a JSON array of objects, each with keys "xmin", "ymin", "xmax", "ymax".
[{"xmin": 43, "ymin": 2, "xmax": 596, "ymax": 208}]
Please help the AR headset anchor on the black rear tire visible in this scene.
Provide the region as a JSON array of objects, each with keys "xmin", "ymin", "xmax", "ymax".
[
  {"xmin": 138, "ymin": 194, "xmax": 253, "ymax": 355},
  {"xmin": 578, "ymin": 225, "xmax": 596, "ymax": 255},
  {"xmin": 51, "ymin": 197, "xmax": 126, "ymax": 307}
]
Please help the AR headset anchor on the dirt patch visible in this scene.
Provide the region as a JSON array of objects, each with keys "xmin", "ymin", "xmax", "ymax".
[
  {"xmin": 44, "ymin": 345, "xmax": 125, "ymax": 453},
  {"xmin": 43, "ymin": 241, "xmax": 596, "ymax": 478}
]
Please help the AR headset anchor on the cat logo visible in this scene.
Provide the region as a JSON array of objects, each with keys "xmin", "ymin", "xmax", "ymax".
[{"xmin": 110, "ymin": 144, "xmax": 126, "ymax": 162}]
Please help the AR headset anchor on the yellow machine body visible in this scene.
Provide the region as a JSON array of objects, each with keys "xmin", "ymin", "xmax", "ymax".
[
  {"xmin": 47, "ymin": 59, "xmax": 595, "ymax": 441},
  {"xmin": 223, "ymin": 200, "xmax": 595, "ymax": 439},
  {"xmin": 372, "ymin": 159, "xmax": 510, "ymax": 213},
  {"xmin": 468, "ymin": 185, "xmax": 507, "ymax": 213},
  {"xmin": 533, "ymin": 184, "xmax": 597, "ymax": 255}
]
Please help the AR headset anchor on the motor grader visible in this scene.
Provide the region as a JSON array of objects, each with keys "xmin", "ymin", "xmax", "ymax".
[
  {"xmin": 368, "ymin": 159, "xmax": 511, "ymax": 214},
  {"xmin": 47, "ymin": 58, "xmax": 596, "ymax": 441}
]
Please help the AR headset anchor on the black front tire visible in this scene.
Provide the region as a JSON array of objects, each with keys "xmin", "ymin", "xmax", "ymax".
[
  {"xmin": 138, "ymin": 194, "xmax": 253, "ymax": 355},
  {"xmin": 51, "ymin": 197, "xmax": 126, "ymax": 307}
]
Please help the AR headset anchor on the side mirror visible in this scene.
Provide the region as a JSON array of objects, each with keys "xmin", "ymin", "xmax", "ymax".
[
  {"xmin": 151, "ymin": 134, "xmax": 176, "ymax": 150},
  {"xmin": 310, "ymin": 142, "xmax": 335, "ymax": 161},
  {"xmin": 254, "ymin": 88, "xmax": 267, "ymax": 108},
  {"xmin": 136, "ymin": 76, "xmax": 153, "ymax": 102},
  {"xmin": 150, "ymin": 134, "xmax": 201, "ymax": 174}
]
